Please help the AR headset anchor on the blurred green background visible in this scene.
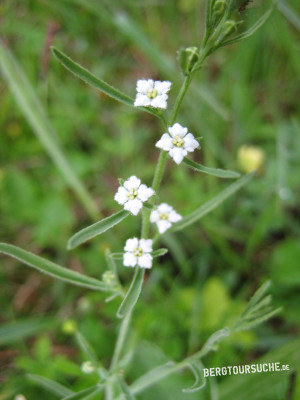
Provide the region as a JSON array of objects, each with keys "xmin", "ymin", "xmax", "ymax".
[{"xmin": 0, "ymin": 0, "xmax": 300, "ymax": 399}]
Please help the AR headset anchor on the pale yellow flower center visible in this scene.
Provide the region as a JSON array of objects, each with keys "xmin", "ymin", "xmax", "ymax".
[
  {"xmin": 172, "ymin": 135, "xmax": 184, "ymax": 147},
  {"xmin": 127, "ymin": 189, "xmax": 138, "ymax": 200},
  {"xmin": 159, "ymin": 213, "xmax": 169, "ymax": 220},
  {"xmin": 133, "ymin": 247, "xmax": 143, "ymax": 257},
  {"xmin": 147, "ymin": 89, "xmax": 158, "ymax": 99}
]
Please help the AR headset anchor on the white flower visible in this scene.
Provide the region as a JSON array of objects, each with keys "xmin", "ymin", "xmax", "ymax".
[
  {"xmin": 114, "ymin": 176, "xmax": 155, "ymax": 216},
  {"xmin": 123, "ymin": 238, "xmax": 153, "ymax": 269},
  {"xmin": 81, "ymin": 361, "xmax": 95, "ymax": 374},
  {"xmin": 134, "ymin": 79, "xmax": 172, "ymax": 109},
  {"xmin": 155, "ymin": 123, "xmax": 199, "ymax": 164},
  {"xmin": 150, "ymin": 203, "xmax": 182, "ymax": 233}
]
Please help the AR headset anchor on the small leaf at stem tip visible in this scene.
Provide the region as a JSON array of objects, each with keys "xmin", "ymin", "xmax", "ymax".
[
  {"xmin": 183, "ymin": 158, "xmax": 241, "ymax": 179},
  {"xmin": 67, "ymin": 210, "xmax": 130, "ymax": 250},
  {"xmin": 0, "ymin": 243, "xmax": 109, "ymax": 291},
  {"xmin": 182, "ymin": 360, "xmax": 206, "ymax": 393},
  {"xmin": 152, "ymin": 248, "xmax": 168, "ymax": 257}
]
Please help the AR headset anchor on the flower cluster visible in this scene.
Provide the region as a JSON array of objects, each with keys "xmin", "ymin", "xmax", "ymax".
[{"xmin": 114, "ymin": 79, "xmax": 200, "ymax": 269}]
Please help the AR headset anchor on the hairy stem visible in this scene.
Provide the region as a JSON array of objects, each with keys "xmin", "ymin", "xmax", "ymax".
[{"xmin": 110, "ymin": 311, "xmax": 132, "ymax": 371}]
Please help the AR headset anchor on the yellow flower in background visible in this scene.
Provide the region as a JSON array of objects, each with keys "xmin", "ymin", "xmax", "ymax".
[{"xmin": 237, "ymin": 145, "xmax": 265, "ymax": 174}]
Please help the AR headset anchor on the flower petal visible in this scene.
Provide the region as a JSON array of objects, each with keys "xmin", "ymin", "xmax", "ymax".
[
  {"xmin": 124, "ymin": 199, "xmax": 143, "ymax": 215},
  {"xmin": 138, "ymin": 253, "xmax": 153, "ymax": 269},
  {"xmin": 168, "ymin": 123, "xmax": 187, "ymax": 138},
  {"xmin": 183, "ymin": 133, "xmax": 199, "ymax": 151},
  {"xmin": 150, "ymin": 209, "xmax": 160, "ymax": 223},
  {"xmin": 169, "ymin": 147, "xmax": 186, "ymax": 164},
  {"xmin": 157, "ymin": 203, "xmax": 172, "ymax": 214},
  {"xmin": 136, "ymin": 79, "xmax": 154, "ymax": 94},
  {"xmin": 137, "ymin": 184, "xmax": 155, "ymax": 202},
  {"xmin": 155, "ymin": 133, "xmax": 173, "ymax": 151},
  {"xmin": 124, "ymin": 237, "xmax": 139, "ymax": 252},
  {"xmin": 124, "ymin": 176, "xmax": 141, "ymax": 190},
  {"xmin": 114, "ymin": 187, "xmax": 128, "ymax": 205},
  {"xmin": 139, "ymin": 239, "xmax": 153, "ymax": 253},
  {"xmin": 151, "ymin": 94, "xmax": 168, "ymax": 109},
  {"xmin": 154, "ymin": 80, "xmax": 172, "ymax": 95},
  {"xmin": 134, "ymin": 94, "xmax": 152, "ymax": 107},
  {"xmin": 157, "ymin": 220, "xmax": 172, "ymax": 233},
  {"xmin": 123, "ymin": 252, "xmax": 137, "ymax": 267},
  {"xmin": 169, "ymin": 210, "xmax": 182, "ymax": 223}
]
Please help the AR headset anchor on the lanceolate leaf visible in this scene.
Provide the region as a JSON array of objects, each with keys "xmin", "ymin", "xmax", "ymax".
[
  {"xmin": 152, "ymin": 248, "xmax": 168, "ymax": 257},
  {"xmin": 169, "ymin": 172, "xmax": 254, "ymax": 233},
  {"xmin": 76, "ymin": 332, "xmax": 98, "ymax": 364},
  {"xmin": 183, "ymin": 158, "xmax": 241, "ymax": 179},
  {"xmin": 51, "ymin": 47, "xmax": 161, "ymax": 119},
  {"xmin": 0, "ymin": 243, "xmax": 108, "ymax": 291},
  {"xmin": 27, "ymin": 374, "xmax": 74, "ymax": 397},
  {"xmin": 68, "ymin": 210, "xmax": 130, "ymax": 250},
  {"xmin": 218, "ymin": 7, "xmax": 274, "ymax": 49},
  {"xmin": 0, "ymin": 319, "xmax": 52, "ymax": 346},
  {"xmin": 117, "ymin": 268, "xmax": 144, "ymax": 319},
  {"xmin": 182, "ymin": 360, "xmax": 206, "ymax": 393}
]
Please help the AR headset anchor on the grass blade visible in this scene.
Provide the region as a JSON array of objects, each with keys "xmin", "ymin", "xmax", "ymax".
[
  {"xmin": 68, "ymin": 210, "xmax": 130, "ymax": 250},
  {"xmin": 27, "ymin": 374, "xmax": 74, "ymax": 397},
  {"xmin": 117, "ymin": 268, "xmax": 144, "ymax": 319},
  {"xmin": 0, "ymin": 243, "xmax": 109, "ymax": 291},
  {"xmin": 0, "ymin": 319, "xmax": 52, "ymax": 346},
  {"xmin": 0, "ymin": 42, "xmax": 98, "ymax": 220},
  {"xmin": 51, "ymin": 47, "xmax": 161, "ymax": 119},
  {"xmin": 183, "ymin": 158, "xmax": 241, "ymax": 179},
  {"xmin": 169, "ymin": 172, "xmax": 254, "ymax": 233}
]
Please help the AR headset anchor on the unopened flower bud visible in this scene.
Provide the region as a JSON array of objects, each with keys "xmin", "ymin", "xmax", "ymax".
[
  {"xmin": 178, "ymin": 47, "xmax": 199, "ymax": 75},
  {"xmin": 81, "ymin": 361, "xmax": 95, "ymax": 374},
  {"xmin": 237, "ymin": 145, "xmax": 265, "ymax": 173},
  {"xmin": 223, "ymin": 20, "xmax": 239, "ymax": 37},
  {"xmin": 102, "ymin": 270, "xmax": 116, "ymax": 284},
  {"xmin": 213, "ymin": 0, "xmax": 226, "ymax": 17}
]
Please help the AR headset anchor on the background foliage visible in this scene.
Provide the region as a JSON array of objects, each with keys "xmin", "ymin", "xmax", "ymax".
[{"xmin": 0, "ymin": 0, "xmax": 300, "ymax": 399}]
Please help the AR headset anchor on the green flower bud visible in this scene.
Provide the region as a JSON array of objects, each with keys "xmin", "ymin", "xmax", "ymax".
[
  {"xmin": 62, "ymin": 319, "xmax": 77, "ymax": 335},
  {"xmin": 102, "ymin": 270, "xmax": 116, "ymax": 285},
  {"xmin": 223, "ymin": 19, "xmax": 239, "ymax": 37},
  {"xmin": 177, "ymin": 46, "xmax": 199, "ymax": 75},
  {"xmin": 213, "ymin": 0, "xmax": 226, "ymax": 17}
]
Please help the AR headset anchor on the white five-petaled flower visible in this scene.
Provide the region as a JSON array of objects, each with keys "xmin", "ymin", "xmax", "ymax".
[
  {"xmin": 150, "ymin": 203, "xmax": 182, "ymax": 234},
  {"xmin": 123, "ymin": 238, "xmax": 153, "ymax": 269},
  {"xmin": 134, "ymin": 79, "xmax": 172, "ymax": 109},
  {"xmin": 155, "ymin": 123, "xmax": 199, "ymax": 164},
  {"xmin": 114, "ymin": 175, "xmax": 155, "ymax": 216}
]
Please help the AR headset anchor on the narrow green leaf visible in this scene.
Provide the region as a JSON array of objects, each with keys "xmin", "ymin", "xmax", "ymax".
[
  {"xmin": 241, "ymin": 280, "xmax": 271, "ymax": 318},
  {"xmin": 278, "ymin": 0, "xmax": 300, "ymax": 31},
  {"xmin": 0, "ymin": 319, "xmax": 52, "ymax": 346},
  {"xmin": 183, "ymin": 158, "xmax": 241, "ymax": 179},
  {"xmin": 0, "ymin": 243, "xmax": 108, "ymax": 291},
  {"xmin": 183, "ymin": 360, "xmax": 206, "ymax": 393},
  {"xmin": 68, "ymin": 210, "xmax": 130, "ymax": 250},
  {"xmin": 152, "ymin": 248, "xmax": 168, "ymax": 257},
  {"xmin": 51, "ymin": 47, "xmax": 160, "ymax": 119},
  {"xmin": 117, "ymin": 268, "xmax": 144, "ymax": 319},
  {"xmin": 0, "ymin": 42, "xmax": 98, "ymax": 220},
  {"xmin": 130, "ymin": 362, "xmax": 176, "ymax": 395},
  {"xmin": 27, "ymin": 374, "xmax": 74, "ymax": 397},
  {"xmin": 236, "ymin": 308, "xmax": 282, "ymax": 332},
  {"xmin": 62, "ymin": 385, "xmax": 102, "ymax": 400},
  {"xmin": 219, "ymin": 7, "xmax": 274, "ymax": 48},
  {"xmin": 76, "ymin": 332, "xmax": 98, "ymax": 364},
  {"xmin": 169, "ymin": 172, "xmax": 254, "ymax": 233}
]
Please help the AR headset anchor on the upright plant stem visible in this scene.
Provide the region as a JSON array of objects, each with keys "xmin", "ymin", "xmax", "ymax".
[{"xmin": 110, "ymin": 311, "xmax": 132, "ymax": 372}]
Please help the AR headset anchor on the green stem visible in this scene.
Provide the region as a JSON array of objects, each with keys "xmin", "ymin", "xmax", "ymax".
[
  {"xmin": 169, "ymin": 75, "xmax": 192, "ymax": 125},
  {"xmin": 110, "ymin": 311, "xmax": 132, "ymax": 372}
]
